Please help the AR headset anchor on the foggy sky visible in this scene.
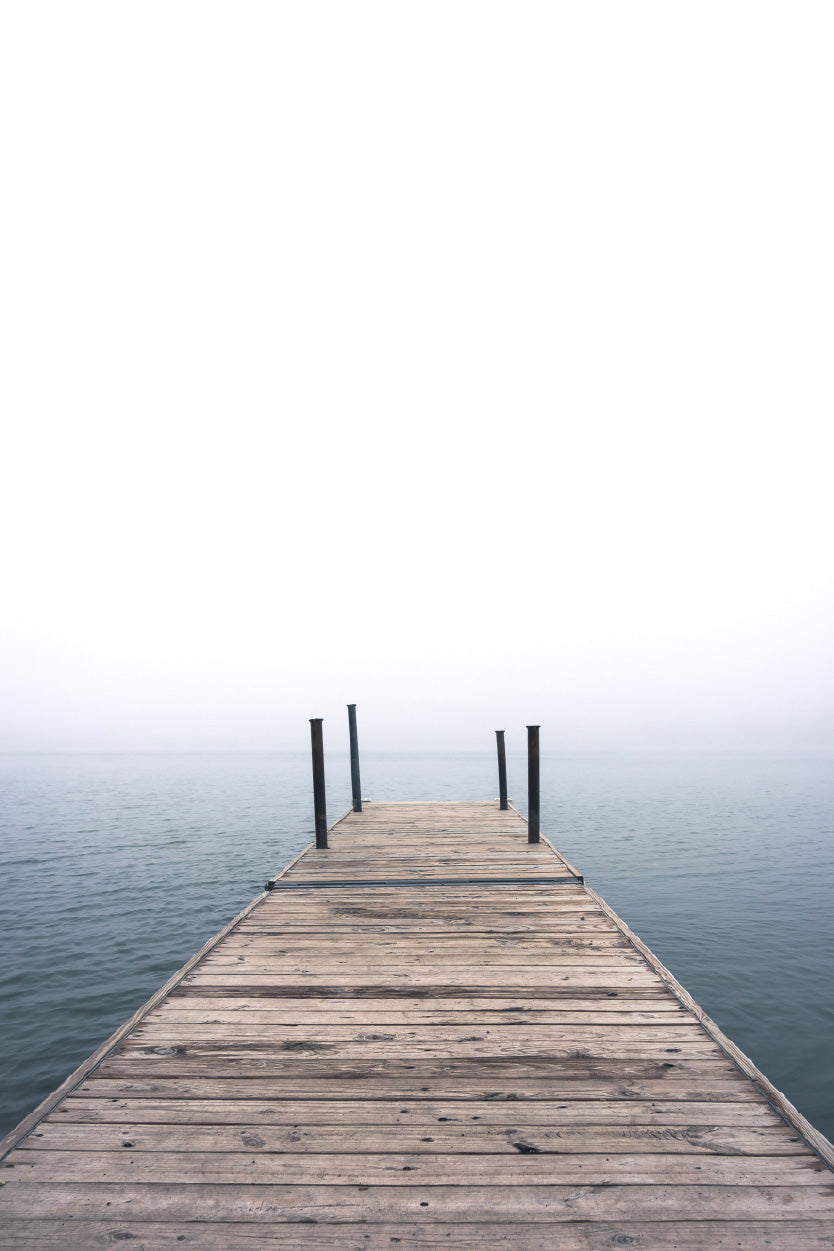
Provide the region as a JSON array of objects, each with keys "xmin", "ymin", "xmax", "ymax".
[{"xmin": 2, "ymin": 3, "xmax": 832, "ymax": 753}]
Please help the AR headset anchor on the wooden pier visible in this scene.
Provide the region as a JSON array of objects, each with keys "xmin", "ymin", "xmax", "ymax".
[{"xmin": 2, "ymin": 799, "xmax": 834, "ymax": 1247}]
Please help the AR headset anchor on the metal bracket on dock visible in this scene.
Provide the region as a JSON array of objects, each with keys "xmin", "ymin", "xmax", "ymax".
[{"xmin": 265, "ymin": 874, "xmax": 584, "ymax": 890}]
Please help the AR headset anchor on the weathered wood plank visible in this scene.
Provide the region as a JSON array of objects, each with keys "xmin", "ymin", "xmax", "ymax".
[
  {"xmin": 2, "ymin": 1219, "xmax": 834, "ymax": 1249},
  {"xmin": 150, "ymin": 1000, "xmax": 690, "ymax": 1020},
  {"xmin": 73, "ymin": 1074, "xmax": 766, "ymax": 1101},
  {"xmin": 96, "ymin": 1056, "xmax": 739, "ymax": 1079},
  {"xmin": 195, "ymin": 953, "xmax": 649, "ymax": 970},
  {"xmin": 129, "ymin": 1020, "xmax": 709, "ymax": 1039},
  {"xmin": 181, "ymin": 969, "xmax": 665, "ymax": 986},
  {"xmin": 237, "ymin": 921, "xmax": 618, "ymax": 934},
  {"xmin": 170, "ymin": 981, "xmax": 675, "ymax": 998},
  {"xmin": 7, "ymin": 1149, "xmax": 829, "ymax": 1184},
  {"xmin": 22, "ymin": 1122, "xmax": 808, "ymax": 1155},
  {"xmin": 4, "ymin": 1183, "xmax": 834, "ymax": 1222},
  {"xmin": 48, "ymin": 1098, "xmax": 785, "ymax": 1126},
  {"xmin": 219, "ymin": 936, "xmax": 635, "ymax": 950}
]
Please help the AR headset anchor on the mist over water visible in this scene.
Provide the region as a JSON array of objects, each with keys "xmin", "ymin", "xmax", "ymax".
[{"xmin": 1, "ymin": 749, "xmax": 832, "ymax": 1145}]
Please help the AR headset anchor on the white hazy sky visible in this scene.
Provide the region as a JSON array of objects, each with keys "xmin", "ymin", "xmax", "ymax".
[{"xmin": 1, "ymin": 2, "xmax": 832, "ymax": 752}]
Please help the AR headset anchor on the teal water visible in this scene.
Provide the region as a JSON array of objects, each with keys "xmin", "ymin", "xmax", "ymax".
[{"xmin": 1, "ymin": 750, "xmax": 832, "ymax": 1143}]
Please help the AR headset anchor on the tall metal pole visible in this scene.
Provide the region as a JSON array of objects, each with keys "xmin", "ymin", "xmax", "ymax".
[
  {"xmin": 310, "ymin": 717, "xmax": 328, "ymax": 849},
  {"xmin": 527, "ymin": 724, "xmax": 540, "ymax": 843},
  {"xmin": 348, "ymin": 703, "xmax": 362, "ymax": 813},
  {"xmin": 495, "ymin": 730, "xmax": 508, "ymax": 811}
]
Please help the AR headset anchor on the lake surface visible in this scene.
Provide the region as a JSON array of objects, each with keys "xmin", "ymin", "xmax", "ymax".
[{"xmin": 1, "ymin": 749, "xmax": 832, "ymax": 1143}]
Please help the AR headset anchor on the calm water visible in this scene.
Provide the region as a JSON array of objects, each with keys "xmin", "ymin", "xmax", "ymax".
[{"xmin": 1, "ymin": 750, "xmax": 832, "ymax": 1143}]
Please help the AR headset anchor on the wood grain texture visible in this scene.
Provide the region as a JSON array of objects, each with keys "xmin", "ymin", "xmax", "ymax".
[
  {"xmin": 2, "ymin": 798, "xmax": 832, "ymax": 1248},
  {"xmin": 2, "ymin": 1219, "xmax": 834, "ymax": 1249}
]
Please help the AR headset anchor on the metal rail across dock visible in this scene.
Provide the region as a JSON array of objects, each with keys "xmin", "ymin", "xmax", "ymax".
[{"xmin": 2, "ymin": 756, "xmax": 834, "ymax": 1245}]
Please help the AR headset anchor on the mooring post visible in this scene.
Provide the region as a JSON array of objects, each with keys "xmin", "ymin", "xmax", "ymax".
[
  {"xmin": 527, "ymin": 724, "xmax": 540, "ymax": 843},
  {"xmin": 496, "ymin": 730, "xmax": 508, "ymax": 810},
  {"xmin": 309, "ymin": 717, "xmax": 328, "ymax": 849},
  {"xmin": 348, "ymin": 703, "xmax": 362, "ymax": 813}
]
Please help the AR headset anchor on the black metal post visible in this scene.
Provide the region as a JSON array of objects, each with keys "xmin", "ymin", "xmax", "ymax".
[
  {"xmin": 310, "ymin": 717, "xmax": 328, "ymax": 848},
  {"xmin": 527, "ymin": 724, "xmax": 540, "ymax": 843},
  {"xmin": 348, "ymin": 703, "xmax": 362, "ymax": 813},
  {"xmin": 496, "ymin": 730, "xmax": 508, "ymax": 810}
]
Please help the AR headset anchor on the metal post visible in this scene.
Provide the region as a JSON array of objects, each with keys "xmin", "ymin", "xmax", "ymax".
[
  {"xmin": 496, "ymin": 730, "xmax": 508, "ymax": 810},
  {"xmin": 527, "ymin": 724, "xmax": 540, "ymax": 843},
  {"xmin": 310, "ymin": 717, "xmax": 328, "ymax": 849},
  {"xmin": 348, "ymin": 703, "xmax": 362, "ymax": 812}
]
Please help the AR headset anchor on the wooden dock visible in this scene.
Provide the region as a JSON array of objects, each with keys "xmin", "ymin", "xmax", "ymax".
[{"xmin": 2, "ymin": 799, "xmax": 834, "ymax": 1247}]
